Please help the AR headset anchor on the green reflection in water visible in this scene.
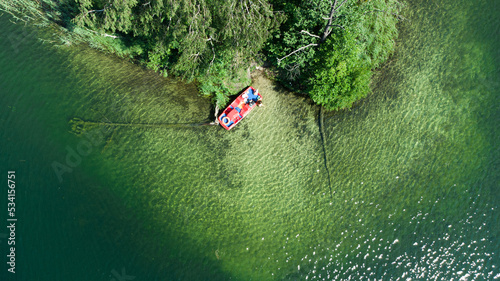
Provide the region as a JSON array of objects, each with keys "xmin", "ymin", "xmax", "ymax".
[{"xmin": 0, "ymin": 0, "xmax": 498, "ymax": 279}]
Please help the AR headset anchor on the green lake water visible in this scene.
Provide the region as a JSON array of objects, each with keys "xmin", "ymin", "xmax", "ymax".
[{"xmin": 0, "ymin": 0, "xmax": 498, "ymax": 280}]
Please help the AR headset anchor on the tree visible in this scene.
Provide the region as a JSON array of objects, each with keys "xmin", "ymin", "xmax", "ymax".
[
  {"xmin": 2, "ymin": 0, "xmax": 403, "ymax": 110},
  {"xmin": 73, "ymin": 0, "xmax": 137, "ymax": 33},
  {"xmin": 72, "ymin": 0, "xmax": 281, "ymax": 82},
  {"xmin": 266, "ymin": 0, "xmax": 353, "ymax": 80},
  {"xmin": 308, "ymin": 30, "xmax": 371, "ymax": 110},
  {"xmin": 266, "ymin": 0, "xmax": 402, "ymax": 110}
]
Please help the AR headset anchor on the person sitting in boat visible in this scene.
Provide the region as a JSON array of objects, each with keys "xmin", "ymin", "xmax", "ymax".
[
  {"xmin": 232, "ymin": 90, "xmax": 261, "ymax": 114},
  {"xmin": 248, "ymin": 94, "xmax": 262, "ymax": 107},
  {"xmin": 246, "ymin": 88, "xmax": 257, "ymax": 99},
  {"xmin": 234, "ymin": 99, "xmax": 246, "ymax": 113}
]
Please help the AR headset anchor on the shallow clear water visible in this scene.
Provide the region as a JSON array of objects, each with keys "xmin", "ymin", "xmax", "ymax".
[{"xmin": 0, "ymin": 0, "xmax": 498, "ymax": 280}]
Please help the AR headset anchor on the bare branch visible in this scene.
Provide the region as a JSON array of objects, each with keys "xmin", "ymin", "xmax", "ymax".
[
  {"xmin": 336, "ymin": 0, "xmax": 349, "ymax": 11},
  {"xmin": 87, "ymin": 9, "xmax": 105, "ymax": 14},
  {"xmin": 84, "ymin": 28, "xmax": 120, "ymax": 39},
  {"xmin": 213, "ymin": 100, "xmax": 220, "ymax": 125},
  {"xmin": 284, "ymin": 62, "xmax": 301, "ymax": 80},
  {"xmin": 321, "ymin": 0, "xmax": 349, "ymax": 42},
  {"xmin": 210, "ymin": 51, "xmax": 215, "ymax": 65},
  {"xmin": 277, "ymin": 43, "xmax": 318, "ymax": 63},
  {"xmin": 86, "ymin": 3, "xmax": 111, "ymax": 15},
  {"xmin": 321, "ymin": 3, "xmax": 337, "ymax": 41},
  {"xmin": 300, "ymin": 30, "xmax": 321, "ymax": 39},
  {"xmin": 207, "ymin": 36, "xmax": 216, "ymax": 66},
  {"xmin": 103, "ymin": 33, "xmax": 119, "ymax": 38}
]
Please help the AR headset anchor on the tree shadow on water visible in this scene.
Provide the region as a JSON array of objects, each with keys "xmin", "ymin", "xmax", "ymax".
[{"xmin": 66, "ymin": 170, "xmax": 237, "ymax": 281}]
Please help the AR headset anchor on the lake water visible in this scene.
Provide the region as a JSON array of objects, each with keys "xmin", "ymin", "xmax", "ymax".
[{"xmin": 0, "ymin": 0, "xmax": 498, "ymax": 280}]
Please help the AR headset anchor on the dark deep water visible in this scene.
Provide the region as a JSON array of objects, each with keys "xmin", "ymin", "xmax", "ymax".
[{"xmin": 0, "ymin": 0, "xmax": 498, "ymax": 280}]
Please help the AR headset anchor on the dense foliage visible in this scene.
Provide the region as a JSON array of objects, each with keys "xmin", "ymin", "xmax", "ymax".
[
  {"xmin": 308, "ymin": 30, "xmax": 372, "ymax": 110},
  {"xmin": 70, "ymin": 0, "xmax": 284, "ymax": 100},
  {"xmin": 265, "ymin": 0, "xmax": 402, "ymax": 110},
  {"xmin": 1, "ymin": 0, "xmax": 403, "ymax": 110}
]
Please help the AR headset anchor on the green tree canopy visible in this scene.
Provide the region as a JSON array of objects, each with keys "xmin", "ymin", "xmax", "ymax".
[
  {"xmin": 1, "ymin": 0, "xmax": 403, "ymax": 110},
  {"xmin": 308, "ymin": 30, "xmax": 371, "ymax": 110},
  {"xmin": 265, "ymin": 0, "xmax": 403, "ymax": 110},
  {"xmin": 72, "ymin": 0, "xmax": 283, "ymax": 81}
]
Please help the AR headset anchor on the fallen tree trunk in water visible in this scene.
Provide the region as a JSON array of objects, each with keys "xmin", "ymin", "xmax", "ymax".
[
  {"xmin": 69, "ymin": 117, "xmax": 216, "ymax": 136},
  {"xmin": 213, "ymin": 100, "xmax": 220, "ymax": 125},
  {"xmin": 318, "ymin": 107, "xmax": 334, "ymax": 198}
]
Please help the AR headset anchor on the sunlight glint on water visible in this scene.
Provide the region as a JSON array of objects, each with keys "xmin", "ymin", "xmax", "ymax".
[{"xmin": 0, "ymin": 0, "xmax": 498, "ymax": 280}]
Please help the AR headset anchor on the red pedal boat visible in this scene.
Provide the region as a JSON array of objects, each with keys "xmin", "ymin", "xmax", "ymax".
[{"xmin": 219, "ymin": 86, "xmax": 262, "ymax": 130}]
